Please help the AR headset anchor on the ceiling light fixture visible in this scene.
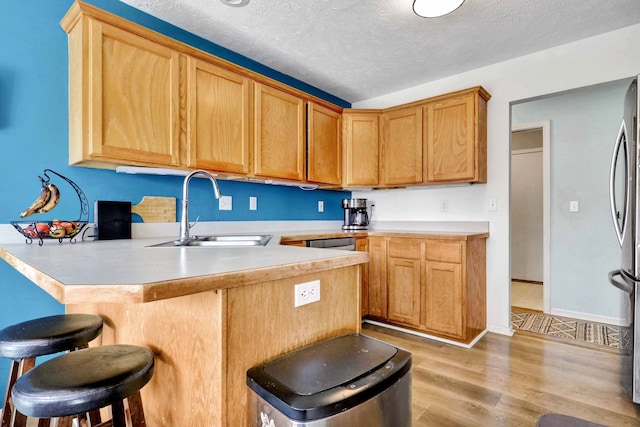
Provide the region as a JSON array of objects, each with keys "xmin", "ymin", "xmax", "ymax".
[
  {"xmin": 412, "ymin": 0, "xmax": 464, "ymax": 18},
  {"xmin": 219, "ymin": 0, "xmax": 250, "ymax": 7}
]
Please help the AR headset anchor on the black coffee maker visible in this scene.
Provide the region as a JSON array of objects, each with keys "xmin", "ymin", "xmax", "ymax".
[{"xmin": 342, "ymin": 198, "xmax": 370, "ymax": 230}]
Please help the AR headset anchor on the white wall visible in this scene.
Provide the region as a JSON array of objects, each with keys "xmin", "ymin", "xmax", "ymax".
[{"xmin": 352, "ymin": 23, "xmax": 640, "ymax": 334}]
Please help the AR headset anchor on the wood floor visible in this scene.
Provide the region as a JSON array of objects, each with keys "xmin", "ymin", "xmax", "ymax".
[{"xmin": 361, "ymin": 324, "xmax": 640, "ymax": 426}]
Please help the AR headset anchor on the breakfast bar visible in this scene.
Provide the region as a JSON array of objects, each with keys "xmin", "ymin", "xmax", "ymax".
[{"xmin": 0, "ymin": 237, "xmax": 368, "ymax": 427}]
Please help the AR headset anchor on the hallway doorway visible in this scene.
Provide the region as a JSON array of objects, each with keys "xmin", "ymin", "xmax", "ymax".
[{"xmin": 511, "ymin": 121, "xmax": 550, "ymax": 313}]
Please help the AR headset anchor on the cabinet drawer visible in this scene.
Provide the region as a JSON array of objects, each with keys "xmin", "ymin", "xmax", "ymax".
[
  {"xmin": 387, "ymin": 239, "xmax": 420, "ymax": 259},
  {"xmin": 425, "ymin": 241, "xmax": 462, "ymax": 263}
]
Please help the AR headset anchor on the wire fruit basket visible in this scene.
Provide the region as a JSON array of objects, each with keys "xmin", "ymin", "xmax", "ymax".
[{"xmin": 11, "ymin": 169, "xmax": 89, "ymax": 245}]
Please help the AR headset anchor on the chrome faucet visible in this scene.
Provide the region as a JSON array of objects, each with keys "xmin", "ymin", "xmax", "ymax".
[{"xmin": 178, "ymin": 170, "xmax": 222, "ymax": 243}]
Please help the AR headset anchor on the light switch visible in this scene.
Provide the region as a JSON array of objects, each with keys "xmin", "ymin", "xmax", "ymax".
[{"xmin": 570, "ymin": 201, "xmax": 579, "ymax": 212}]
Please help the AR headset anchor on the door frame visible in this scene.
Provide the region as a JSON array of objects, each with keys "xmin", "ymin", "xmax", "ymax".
[{"xmin": 511, "ymin": 120, "xmax": 551, "ymax": 312}]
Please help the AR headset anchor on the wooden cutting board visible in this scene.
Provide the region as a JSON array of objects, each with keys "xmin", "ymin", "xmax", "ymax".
[{"xmin": 131, "ymin": 196, "xmax": 176, "ymax": 223}]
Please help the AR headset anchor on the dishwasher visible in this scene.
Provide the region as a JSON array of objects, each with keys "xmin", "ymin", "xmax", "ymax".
[{"xmin": 306, "ymin": 237, "xmax": 356, "ymax": 251}]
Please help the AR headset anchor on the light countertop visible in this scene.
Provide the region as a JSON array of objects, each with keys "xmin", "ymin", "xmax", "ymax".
[
  {"xmin": 0, "ymin": 223, "xmax": 488, "ymax": 305},
  {"xmin": 0, "ymin": 234, "xmax": 368, "ymax": 304}
]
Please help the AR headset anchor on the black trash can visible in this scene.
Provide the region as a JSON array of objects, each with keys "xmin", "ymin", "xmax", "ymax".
[{"xmin": 246, "ymin": 333, "xmax": 412, "ymax": 427}]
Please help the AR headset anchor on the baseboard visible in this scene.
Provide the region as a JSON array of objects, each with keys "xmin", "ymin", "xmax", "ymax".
[
  {"xmin": 362, "ymin": 319, "xmax": 489, "ymax": 348},
  {"xmin": 549, "ymin": 308, "xmax": 626, "ymax": 327},
  {"xmin": 488, "ymin": 324, "xmax": 515, "ymax": 336}
]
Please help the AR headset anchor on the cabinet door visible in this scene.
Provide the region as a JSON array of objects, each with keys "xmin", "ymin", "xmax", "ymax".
[
  {"xmin": 383, "ymin": 107, "xmax": 423, "ymax": 186},
  {"xmin": 186, "ymin": 58, "xmax": 251, "ymax": 174},
  {"xmin": 355, "ymin": 238, "xmax": 369, "ymax": 316},
  {"xmin": 387, "ymin": 257, "xmax": 422, "ymax": 327},
  {"xmin": 424, "ymin": 93, "xmax": 476, "ymax": 182},
  {"xmin": 254, "ymin": 83, "xmax": 305, "ymax": 181},
  {"xmin": 342, "ymin": 111, "xmax": 380, "ymax": 186},
  {"xmin": 424, "ymin": 261, "xmax": 463, "ymax": 338},
  {"xmin": 367, "ymin": 237, "xmax": 387, "ymax": 319},
  {"xmin": 307, "ymin": 103, "xmax": 341, "ymax": 185},
  {"xmin": 386, "ymin": 238, "xmax": 422, "ymax": 326},
  {"xmin": 77, "ymin": 19, "xmax": 181, "ymax": 167}
]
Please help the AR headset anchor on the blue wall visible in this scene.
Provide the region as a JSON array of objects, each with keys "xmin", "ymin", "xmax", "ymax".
[{"xmin": 0, "ymin": 0, "xmax": 349, "ymax": 394}]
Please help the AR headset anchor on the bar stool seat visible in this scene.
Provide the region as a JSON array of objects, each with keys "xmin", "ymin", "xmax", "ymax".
[
  {"xmin": 12, "ymin": 345, "xmax": 154, "ymax": 427},
  {"xmin": 0, "ymin": 314, "xmax": 103, "ymax": 427},
  {"xmin": 0, "ymin": 314, "xmax": 103, "ymax": 360}
]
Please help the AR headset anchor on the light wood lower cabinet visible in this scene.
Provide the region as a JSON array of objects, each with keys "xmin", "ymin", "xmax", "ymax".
[
  {"xmin": 367, "ymin": 237, "xmax": 387, "ymax": 319},
  {"xmin": 387, "ymin": 239, "xmax": 422, "ymax": 327},
  {"xmin": 364, "ymin": 236, "xmax": 486, "ymax": 344},
  {"xmin": 68, "ymin": 266, "xmax": 361, "ymax": 427},
  {"xmin": 355, "ymin": 238, "xmax": 369, "ymax": 316}
]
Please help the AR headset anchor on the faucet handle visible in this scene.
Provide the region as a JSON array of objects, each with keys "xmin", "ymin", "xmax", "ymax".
[{"xmin": 189, "ymin": 215, "xmax": 200, "ymax": 230}]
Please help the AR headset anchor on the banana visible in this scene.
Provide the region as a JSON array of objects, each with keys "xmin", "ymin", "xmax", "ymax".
[
  {"xmin": 37, "ymin": 183, "xmax": 60, "ymax": 214},
  {"xmin": 20, "ymin": 181, "xmax": 51, "ymax": 218}
]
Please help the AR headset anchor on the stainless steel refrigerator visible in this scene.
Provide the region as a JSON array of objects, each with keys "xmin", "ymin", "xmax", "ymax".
[{"xmin": 609, "ymin": 75, "xmax": 639, "ymax": 404}]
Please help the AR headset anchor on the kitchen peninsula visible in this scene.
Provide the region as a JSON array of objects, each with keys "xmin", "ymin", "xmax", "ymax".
[{"xmin": 0, "ymin": 237, "xmax": 368, "ymax": 427}]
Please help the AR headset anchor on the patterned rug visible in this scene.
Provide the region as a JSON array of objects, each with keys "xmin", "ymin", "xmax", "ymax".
[{"xmin": 511, "ymin": 310, "xmax": 621, "ymax": 349}]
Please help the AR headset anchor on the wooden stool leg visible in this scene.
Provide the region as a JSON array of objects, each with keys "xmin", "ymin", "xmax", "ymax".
[
  {"xmin": 87, "ymin": 409, "xmax": 102, "ymax": 426},
  {"xmin": 2, "ymin": 358, "xmax": 35, "ymax": 427},
  {"xmin": 49, "ymin": 417, "xmax": 73, "ymax": 427},
  {"xmin": 110, "ymin": 401, "xmax": 126, "ymax": 427},
  {"xmin": 125, "ymin": 392, "xmax": 145, "ymax": 427},
  {"xmin": 37, "ymin": 418, "xmax": 51, "ymax": 427},
  {"xmin": 1, "ymin": 360, "xmax": 20, "ymax": 427}
]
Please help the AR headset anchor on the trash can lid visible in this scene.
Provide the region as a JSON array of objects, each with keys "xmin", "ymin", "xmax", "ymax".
[
  {"xmin": 246, "ymin": 333, "xmax": 412, "ymax": 421},
  {"xmin": 262, "ymin": 333, "xmax": 396, "ymax": 394}
]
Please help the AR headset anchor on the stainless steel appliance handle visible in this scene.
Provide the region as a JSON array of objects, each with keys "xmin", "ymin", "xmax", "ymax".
[
  {"xmin": 608, "ymin": 269, "xmax": 634, "ymax": 294},
  {"xmin": 609, "ymin": 119, "xmax": 628, "ymax": 247}
]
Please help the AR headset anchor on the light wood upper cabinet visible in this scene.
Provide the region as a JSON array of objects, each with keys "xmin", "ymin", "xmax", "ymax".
[
  {"xmin": 67, "ymin": 17, "xmax": 181, "ymax": 168},
  {"xmin": 383, "ymin": 106, "xmax": 423, "ymax": 186},
  {"xmin": 424, "ymin": 88, "xmax": 489, "ymax": 183},
  {"xmin": 186, "ymin": 57, "xmax": 251, "ymax": 174},
  {"xmin": 307, "ymin": 102, "xmax": 342, "ymax": 185},
  {"xmin": 342, "ymin": 110, "xmax": 381, "ymax": 187},
  {"xmin": 253, "ymin": 83, "xmax": 306, "ymax": 181}
]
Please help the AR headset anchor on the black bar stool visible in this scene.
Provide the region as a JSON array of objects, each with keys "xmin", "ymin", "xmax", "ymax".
[
  {"xmin": 0, "ymin": 314, "xmax": 103, "ymax": 427},
  {"xmin": 11, "ymin": 345, "xmax": 154, "ymax": 427}
]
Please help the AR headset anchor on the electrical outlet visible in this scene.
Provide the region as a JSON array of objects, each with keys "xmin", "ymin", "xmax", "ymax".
[
  {"xmin": 249, "ymin": 196, "xmax": 257, "ymax": 211},
  {"xmin": 439, "ymin": 200, "xmax": 448, "ymax": 212},
  {"xmin": 294, "ymin": 280, "xmax": 321, "ymax": 307},
  {"xmin": 318, "ymin": 201, "xmax": 324, "ymax": 212},
  {"xmin": 219, "ymin": 195, "xmax": 232, "ymax": 211}
]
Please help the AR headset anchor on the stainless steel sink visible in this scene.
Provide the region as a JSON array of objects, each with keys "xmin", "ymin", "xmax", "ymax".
[{"xmin": 149, "ymin": 234, "xmax": 272, "ymax": 248}]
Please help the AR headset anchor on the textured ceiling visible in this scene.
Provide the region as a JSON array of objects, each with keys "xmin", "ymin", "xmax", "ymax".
[{"xmin": 119, "ymin": 0, "xmax": 640, "ymax": 103}]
